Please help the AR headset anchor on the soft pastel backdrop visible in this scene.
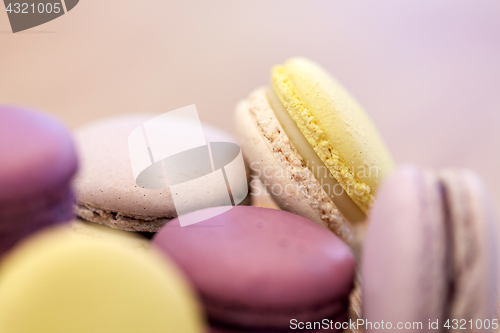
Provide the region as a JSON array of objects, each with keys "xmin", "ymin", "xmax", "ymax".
[{"xmin": 1, "ymin": 0, "xmax": 499, "ymax": 212}]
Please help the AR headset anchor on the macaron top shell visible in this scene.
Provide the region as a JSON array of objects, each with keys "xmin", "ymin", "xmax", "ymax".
[
  {"xmin": 271, "ymin": 58, "xmax": 394, "ymax": 212},
  {"xmin": 75, "ymin": 115, "xmax": 173, "ymax": 218},
  {"xmin": 0, "ymin": 227, "xmax": 204, "ymax": 333},
  {"xmin": 153, "ymin": 206, "xmax": 355, "ymax": 310},
  {"xmin": 75, "ymin": 114, "xmax": 234, "ymax": 220},
  {"xmin": 0, "ymin": 106, "xmax": 78, "ymax": 201},
  {"xmin": 362, "ymin": 167, "xmax": 447, "ymax": 326}
]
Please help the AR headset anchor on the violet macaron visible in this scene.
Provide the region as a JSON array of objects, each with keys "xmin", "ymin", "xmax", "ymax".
[
  {"xmin": 153, "ymin": 206, "xmax": 356, "ymax": 332},
  {"xmin": 362, "ymin": 166, "xmax": 499, "ymax": 332},
  {"xmin": 0, "ymin": 106, "xmax": 78, "ymax": 257}
]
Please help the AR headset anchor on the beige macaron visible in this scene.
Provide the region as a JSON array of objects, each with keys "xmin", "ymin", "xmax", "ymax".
[
  {"xmin": 75, "ymin": 114, "xmax": 248, "ymax": 232},
  {"xmin": 236, "ymin": 89, "xmax": 354, "ymax": 238}
]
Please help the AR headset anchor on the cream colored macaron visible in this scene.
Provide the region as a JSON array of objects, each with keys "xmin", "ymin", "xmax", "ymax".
[{"xmin": 235, "ymin": 58, "xmax": 393, "ymax": 252}]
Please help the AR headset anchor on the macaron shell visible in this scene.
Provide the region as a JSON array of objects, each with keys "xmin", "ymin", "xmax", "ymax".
[
  {"xmin": 205, "ymin": 298, "xmax": 346, "ymax": 330},
  {"xmin": 153, "ymin": 206, "xmax": 355, "ymax": 330},
  {"xmin": 362, "ymin": 166, "xmax": 499, "ymax": 332},
  {"xmin": 0, "ymin": 106, "xmax": 78, "ymax": 256},
  {"xmin": 439, "ymin": 170, "xmax": 498, "ymax": 326},
  {"xmin": 75, "ymin": 115, "xmax": 176, "ymax": 228},
  {"xmin": 235, "ymin": 91, "xmax": 329, "ymax": 228},
  {"xmin": 75, "ymin": 114, "xmax": 236, "ymax": 231},
  {"xmin": 235, "ymin": 88, "xmax": 364, "ymax": 253},
  {"xmin": 0, "ymin": 227, "xmax": 204, "ymax": 333},
  {"xmin": 209, "ymin": 311, "xmax": 347, "ymax": 333},
  {"xmin": 0, "ymin": 106, "xmax": 78, "ymax": 201},
  {"xmin": 271, "ymin": 58, "xmax": 394, "ymax": 212},
  {"xmin": 362, "ymin": 166, "xmax": 448, "ymax": 329}
]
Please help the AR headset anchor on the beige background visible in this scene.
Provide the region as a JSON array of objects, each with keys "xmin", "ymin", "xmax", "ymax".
[{"xmin": 1, "ymin": 0, "xmax": 499, "ymax": 212}]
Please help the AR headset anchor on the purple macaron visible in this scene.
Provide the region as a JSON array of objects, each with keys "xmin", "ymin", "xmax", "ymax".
[
  {"xmin": 153, "ymin": 206, "xmax": 355, "ymax": 332},
  {"xmin": 0, "ymin": 106, "xmax": 78, "ymax": 257}
]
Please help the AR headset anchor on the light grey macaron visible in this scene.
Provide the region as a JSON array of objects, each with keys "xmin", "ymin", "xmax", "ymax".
[{"xmin": 75, "ymin": 114, "xmax": 249, "ymax": 232}]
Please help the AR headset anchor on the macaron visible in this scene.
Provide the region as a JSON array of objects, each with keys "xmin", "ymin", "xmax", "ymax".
[
  {"xmin": 152, "ymin": 206, "xmax": 356, "ymax": 332},
  {"xmin": 0, "ymin": 106, "xmax": 78, "ymax": 257},
  {"xmin": 0, "ymin": 227, "xmax": 205, "ymax": 333},
  {"xmin": 362, "ymin": 166, "xmax": 498, "ymax": 332},
  {"xmin": 75, "ymin": 113, "xmax": 249, "ymax": 232},
  {"xmin": 235, "ymin": 57, "xmax": 393, "ymax": 251}
]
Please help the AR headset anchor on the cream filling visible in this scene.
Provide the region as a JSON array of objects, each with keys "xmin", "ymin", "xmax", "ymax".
[{"xmin": 266, "ymin": 87, "xmax": 365, "ymax": 224}]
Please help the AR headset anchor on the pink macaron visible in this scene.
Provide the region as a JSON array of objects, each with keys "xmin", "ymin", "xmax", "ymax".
[
  {"xmin": 153, "ymin": 206, "xmax": 356, "ymax": 332},
  {"xmin": 0, "ymin": 106, "xmax": 78, "ymax": 257},
  {"xmin": 362, "ymin": 166, "xmax": 498, "ymax": 332}
]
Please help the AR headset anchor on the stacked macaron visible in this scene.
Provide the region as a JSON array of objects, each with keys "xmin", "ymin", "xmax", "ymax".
[
  {"xmin": 0, "ymin": 100, "xmax": 361, "ymax": 332},
  {"xmin": 234, "ymin": 57, "xmax": 500, "ymax": 331},
  {"xmin": 0, "ymin": 107, "xmax": 207, "ymax": 332},
  {"xmin": 67, "ymin": 108, "xmax": 361, "ymax": 332},
  {"xmin": 0, "ymin": 57, "xmax": 498, "ymax": 333},
  {"xmin": 236, "ymin": 57, "xmax": 394, "ymax": 253}
]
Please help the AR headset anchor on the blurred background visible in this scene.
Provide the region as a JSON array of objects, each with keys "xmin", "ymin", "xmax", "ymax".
[{"xmin": 1, "ymin": 0, "xmax": 499, "ymax": 212}]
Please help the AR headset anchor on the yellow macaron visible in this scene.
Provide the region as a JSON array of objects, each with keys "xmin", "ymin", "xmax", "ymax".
[
  {"xmin": 0, "ymin": 227, "xmax": 204, "ymax": 333},
  {"xmin": 271, "ymin": 57, "xmax": 393, "ymax": 213}
]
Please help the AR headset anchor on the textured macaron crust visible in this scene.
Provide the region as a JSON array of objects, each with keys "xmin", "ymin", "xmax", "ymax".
[
  {"xmin": 0, "ymin": 106, "xmax": 78, "ymax": 256},
  {"xmin": 271, "ymin": 58, "xmax": 393, "ymax": 213},
  {"xmin": 0, "ymin": 227, "xmax": 205, "ymax": 333},
  {"xmin": 75, "ymin": 114, "xmax": 244, "ymax": 232},
  {"xmin": 153, "ymin": 206, "xmax": 355, "ymax": 332},
  {"xmin": 362, "ymin": 166, "xmax": 498, "ymax": 332}
]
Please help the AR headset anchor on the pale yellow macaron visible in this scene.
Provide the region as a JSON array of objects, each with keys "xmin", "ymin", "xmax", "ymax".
[
  {"xmin": 0, "ymin": 227, "xmax": 205, "ymax": 333},
  {"xmin": 235, "ymin": 57, "xmax": 393, "ymax": 252}
]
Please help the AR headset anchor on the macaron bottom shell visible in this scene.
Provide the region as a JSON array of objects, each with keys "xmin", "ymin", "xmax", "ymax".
[
  {"xmin": 209, "ymin": 309, "xmax": 348, "ymax": 332},
  {"xmin": 265, "ymin": 87, "xmax": 365, "ymax": 225},
  {"xmin": 204, "ymin": 296, "xmax": 349, "ymax": 331}
]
